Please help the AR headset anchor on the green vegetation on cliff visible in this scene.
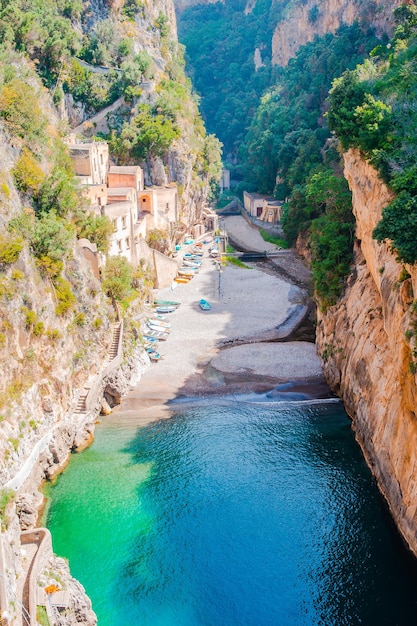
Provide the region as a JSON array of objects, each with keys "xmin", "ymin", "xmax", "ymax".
[
  {"xmin": 328, "ymin": 5, "xmax": 417, "ymax": 265},
  {"xmin": 241, "ymin": 22, "xmax": 379, "ymax": 307}
]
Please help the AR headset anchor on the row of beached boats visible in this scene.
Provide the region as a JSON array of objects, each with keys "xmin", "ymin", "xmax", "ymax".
[
  {"xmin": 174, "ymin": 242, "xmax": 204, "ymax": 284},
  {"xmin": 142, "ymin": 299, "xmax": 181, "ymax": 361}
]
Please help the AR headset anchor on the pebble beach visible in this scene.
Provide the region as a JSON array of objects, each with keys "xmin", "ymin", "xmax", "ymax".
[{"xmin": 111, "ymin": 216, "xmax": 326, "ymax": 425}]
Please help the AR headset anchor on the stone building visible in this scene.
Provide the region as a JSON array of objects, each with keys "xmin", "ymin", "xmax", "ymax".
[{"xmin": 243, "ymin": 191, "xmax": 283, "ymax": 223}]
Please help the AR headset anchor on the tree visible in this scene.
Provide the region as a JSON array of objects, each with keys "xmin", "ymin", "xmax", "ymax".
[
  {"xmin": 30, "ymin": 211, "xmax": 73, "ymax": 261},
  {"xmin": 373, "ymin": 192, "xmax": 417, "ymax": 265},
  {"xmin": 119, "ymin": 104, "xmax": 180, "ymax": 160},
  {"xmin": 75, "ymin": 214, "xmax": 114, "ymax": 253},
  {"xmin": 102, "ymin": 256, "xmax": 133, "ymax": 301}
]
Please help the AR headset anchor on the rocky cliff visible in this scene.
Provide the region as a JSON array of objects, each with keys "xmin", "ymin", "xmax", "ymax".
[
  {"xmin": 316, "ymin": 148, "xmax": 417, "ymax": 556},
  {"xmin": 271, "ymin": 0, "xmax": 402, "ymax": 66},
  {"xmin": 0, "ymin": 0, "xmax": 218, "ymax": 621}
]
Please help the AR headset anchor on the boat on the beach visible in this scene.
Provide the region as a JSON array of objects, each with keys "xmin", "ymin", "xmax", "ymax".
[
  {"xmin": 143, "ymin": 329, "xmax": 169, "ymax": 340},
  {"xmin": 155, "ymin": 305, "xmax": 177, "ymax": 313},
  {"xmin": 154, "ymin": 299, "xmax": 180, "ymax": 308},
  {"xmin": 147, "ymin": 322, "xmax": 171, "ymax": 335},
  {"xmin": 182, "ymin": 259, "xmax": 201, "ymax": 268},
  {"xmin": 209, "ymin": 247, "xmax": 219, "ymax": 258},
  {"xmin": 178, "ymin": 268, "xmax": 197, "ymax": 276},
  {"xmin": 148, "ymin": 316, "xmax": 171, "ymax": 328},
  {"xmin": 199, "ymin": 299, "xmax": 211, "ymax": 311},
  {"xmin": 147, "ymin": 348, "xmax": 161, "ymax": 362}
]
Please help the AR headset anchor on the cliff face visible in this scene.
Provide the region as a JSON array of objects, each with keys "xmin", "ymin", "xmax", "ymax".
[
  {"xmin": 271, "ymin": 0, "xmax": 402, "ymax": 66},
  {"xmin": 317, "ymin": 149, "xmax": 417, "ymax": 556}
]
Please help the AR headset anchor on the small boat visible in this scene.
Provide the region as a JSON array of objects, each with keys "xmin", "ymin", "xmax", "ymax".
[
  {"xmin": 146, "ymin": 321, "xmax": 171, "ymax": 333},
  {"xmin": 144, "ymin": 339, "xmax": 158, "ymax": 349},
  {"xmin": 184, "ymin": 238, "xmax": 194, "ymax": 245},
  {"xmin": 147, "ymin": 348, "xmax": 161, "ymax": 362},
  {"xmin": 154, "ymin": 299, "xmax": 181, "ymax": 308},
  {"xmin": 155, "ymin": 305, "xmax": 177, "ymax": 314},
  {"xmin": 174, "ymin": 277, "xmax": 190, "ymax": 284},
  {"xmin": 148, "ymin": 316, "xmax": 171, "ymax": 328},
  {"xmin": 142, "ymin": 329, "xmax": 169, "ymax": 340},
  {"xmin": 199, "ymin": 299, "xmax": 211, "ymax": 311},
  {"xmin": 182, "ymin": 259, "xmax": 201, "ymax": 268},
  {"xmin": 209, "ymin": 247, "xmax": 219, "ymax": 258},
  {"xmin": 178, "ymin": 268, "xmax": 196, "ymax": 276}
]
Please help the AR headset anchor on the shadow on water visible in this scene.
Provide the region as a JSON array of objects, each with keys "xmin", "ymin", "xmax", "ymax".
[
  {"xmin": 44, "ymin": 243, "xmax": 417, "ymax": 626},
  {"xmin": 103, "ymin": 400, "xmax": 417, "ymax": 626}
]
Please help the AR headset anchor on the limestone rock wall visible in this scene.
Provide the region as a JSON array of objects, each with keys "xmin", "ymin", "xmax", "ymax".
[
  {"xmin": 271, "ymin": 0, "xmax": 402, "ymax": 67},
  {"xmin": 316, "ymin": 148, "xmax": 417, "ymax": 556}
]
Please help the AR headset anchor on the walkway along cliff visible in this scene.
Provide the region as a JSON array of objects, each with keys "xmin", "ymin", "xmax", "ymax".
[{"xmin": 316, "ymin": 148, "xmax": 417, "ymax": 556}]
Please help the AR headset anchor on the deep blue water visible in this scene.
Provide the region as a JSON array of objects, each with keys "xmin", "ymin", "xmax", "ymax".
[{"xmin": 45, "ymin": 399, "xmax": 417, "ymax": 625}]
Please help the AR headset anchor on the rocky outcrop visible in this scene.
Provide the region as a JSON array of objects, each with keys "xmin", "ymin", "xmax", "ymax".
[
  {"xmin": 271, "ymin": 0, "xmax": 402, "ymax": 67},
  {"xmin": 317, "ymin": 148, "xmax": 417, "ymax": 556}
]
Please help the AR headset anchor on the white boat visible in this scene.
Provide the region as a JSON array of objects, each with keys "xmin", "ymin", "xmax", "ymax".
[
  {"xmin": 143, "ymin": 328, "xmax": 169, "ymax": 340},
  {"xmin": 178, "ymin": 268, "xmax": 197, "ymax": 276},
  {"xmin": 146, "ymin": 322, "xmax": 171, "ymax": 333},
  {"xmin": 148, "ymin": 317, "xmax": 172, "ymax": 329}
]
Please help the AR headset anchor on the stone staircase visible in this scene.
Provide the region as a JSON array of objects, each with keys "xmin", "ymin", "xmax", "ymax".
[{"xmin": 73, "ymin": 321, "xmax": 122, "ymax": 416}]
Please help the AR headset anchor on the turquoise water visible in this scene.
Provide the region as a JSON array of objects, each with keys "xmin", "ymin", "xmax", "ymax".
[{"xmin": 45, "ymin": 399, "xmax": 417, "ymax": 625}]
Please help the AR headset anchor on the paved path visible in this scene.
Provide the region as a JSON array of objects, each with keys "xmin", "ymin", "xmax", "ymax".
[{"xmin": 224, "ymin": 215, "xmax": 278, "ymax": 252}]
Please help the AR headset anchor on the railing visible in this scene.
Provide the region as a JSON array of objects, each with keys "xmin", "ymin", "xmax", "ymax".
[{"xmin": 21, "ymin": 529, "xmax": 52, "ymax": 626}]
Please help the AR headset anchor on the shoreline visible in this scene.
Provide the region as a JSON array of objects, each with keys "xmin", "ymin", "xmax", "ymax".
[{"xmin": 109, "ymin": 217, "xmax": 329, "ymax": 427}]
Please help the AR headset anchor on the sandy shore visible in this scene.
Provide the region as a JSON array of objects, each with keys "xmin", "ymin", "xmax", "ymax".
[{"xmin": 111, "ymin": 217, "xmax": 327, "ymax": 425}]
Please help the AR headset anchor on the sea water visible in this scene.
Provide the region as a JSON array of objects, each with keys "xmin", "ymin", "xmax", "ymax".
[{"xmin": 44, "ymin": 399, "xmax": 417, "ymax": 625}]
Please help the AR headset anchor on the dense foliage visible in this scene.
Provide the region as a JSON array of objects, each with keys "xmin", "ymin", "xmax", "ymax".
[
  {"xmin": 239, "ymin": 22, "xmax": 380, "ymax": 308},
  {"xmin": 178, "ymin": 0, "xmax": 278, "ymax": 157},
  {"xmin": 328, "ymin": 5, "xmax": 417, "ymax": 264}
]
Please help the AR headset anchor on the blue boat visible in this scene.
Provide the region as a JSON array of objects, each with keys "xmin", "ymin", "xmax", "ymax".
[
  {"xmin": 199, "ymin": 299, "xmax": 211, "ymax": 311},
  {"xmin": 147, "ymin": 348, "xmax": 161, "ymax": 361}
]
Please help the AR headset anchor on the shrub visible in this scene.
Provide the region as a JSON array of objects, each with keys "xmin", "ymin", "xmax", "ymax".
[
  {"xmin": 11, "ymin": 269, "xmax": 24, "ymax": 280},
  {"xmin": 53, "ymin": 276, "xmax": 76, "ymax": 316},
  {"xmin": 93, "ymin": 317, "xmax": 103, "ymax": 329},
  {"xmin": 373, "ymin": 193, "xmax": 417, "ymax": 264},
  {"xmin": 33, "ymin": 321, "xmax": 45, "ymax": 336},
  {"xmin": 0, "ymin": 233, "xmax": 24, "ymax": 264},
  {"xmin": 0, "ymin": 489, "xmax": 14, "ymax": 529},
  {"xmin": 73, "ymin": 312, "xmax": 86, "ymax": 326},
  {"xmin": 0, "ymin": 78, "xmax": 46, "ymax": 145},
  {"xmin": 30, "ymin": 211, "xmax": 73, "ymax": 262},
  {"xmin": 12, "ymin": 149, "xmax": 45, "ymax": 195},
  {"xmin": 7, "ymin": 209, "xmax": 36, "ymax": 240},
  {"xmin": 21, "ymin": 307, "xmax": 37, "ymax": 329},
  {"xmin": 0, "ymin": 182, "xmax": 10, "ymax": 198},
  {"xmin": 35, "ymin": 256, "xmax": 63, "ymax": 278},
  {"xmin": 46, "ymin": 328, "xmax": 62, "ymax": 341}
]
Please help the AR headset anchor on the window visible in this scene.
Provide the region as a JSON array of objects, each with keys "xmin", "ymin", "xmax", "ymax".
[
  {"xmin": 122, "ymin": 216, "xmax": 127, "ymax": 229},
  {"xmin": 126, "ymin": 237, "xmax": 130, "ymax": 249},
  {"xmin": 117, "ymin": 240, "xmax": 123, "ymax": 252}
]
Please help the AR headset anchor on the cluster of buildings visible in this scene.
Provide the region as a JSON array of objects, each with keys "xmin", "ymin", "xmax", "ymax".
[
  {"xmin": 66, "ymin": 135, "xmax": 218, "ymax": 286},
  {"xmin": 67, "ymin": 136, "xmax": 179, "ymax": 264}
]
